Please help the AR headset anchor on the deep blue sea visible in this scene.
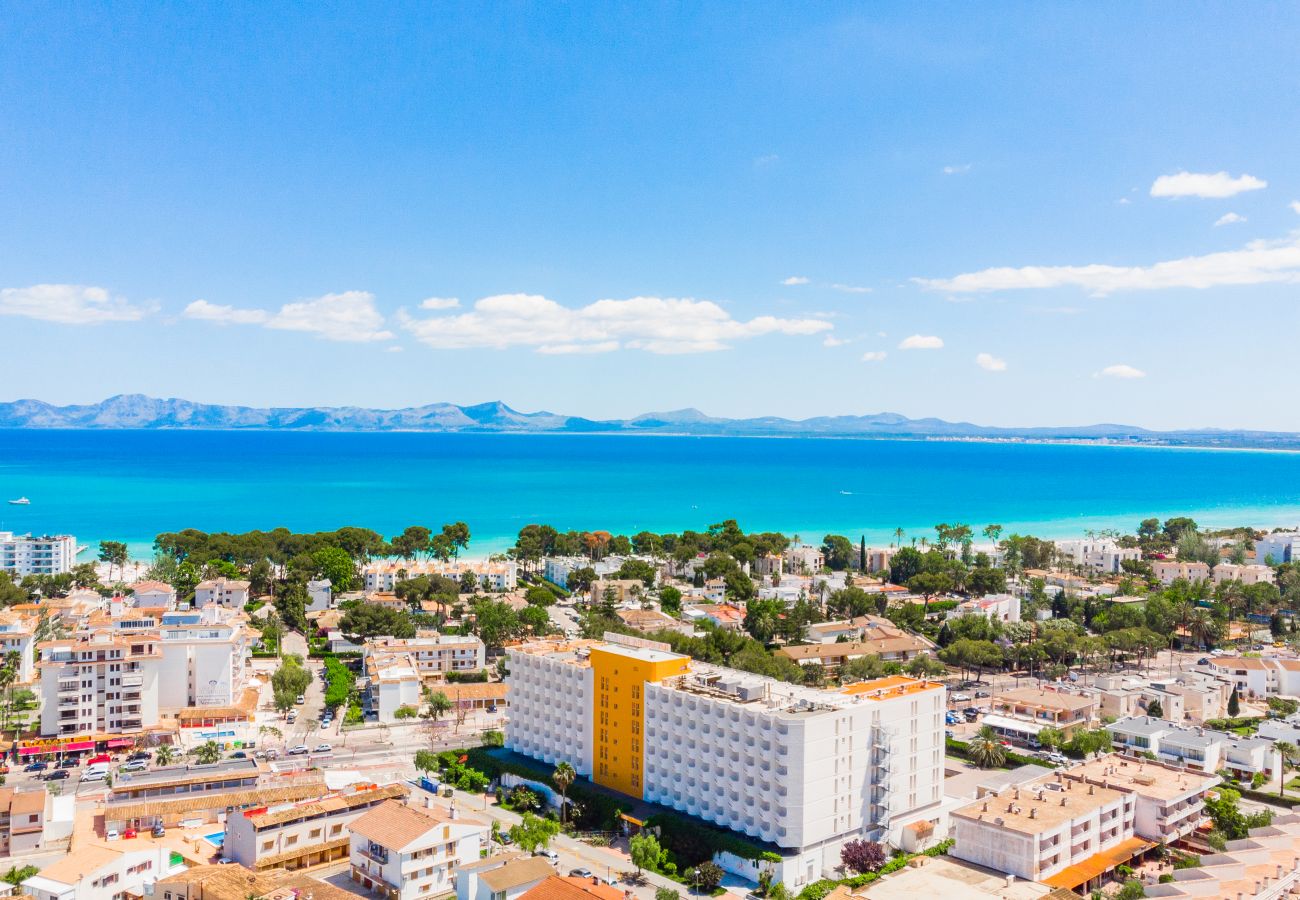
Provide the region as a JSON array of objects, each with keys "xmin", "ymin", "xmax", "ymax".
[{"xmin": 1, "ymin": 429, "xmax": 1299, "ymax": 560}]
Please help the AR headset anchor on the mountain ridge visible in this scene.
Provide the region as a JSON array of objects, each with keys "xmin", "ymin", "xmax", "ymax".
[{"xmin": 0, "ymin": 394, "xmax": 1295, "ymax": 448}]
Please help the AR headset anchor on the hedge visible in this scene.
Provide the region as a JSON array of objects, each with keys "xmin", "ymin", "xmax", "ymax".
[
  {"xmin": 645, "ymin": 810, "xmax": 772, "ymax": 866},
  {"xmin": 796, "ymin": 840, "xmax": 954, "ymax": 900},
  {"xmin": 1231, "ymin": 786, "xmax": 1300, "ymax": 808},
  {"xmin": 463, "ymin": 747, "xmax": 630, "ymax": 831}
]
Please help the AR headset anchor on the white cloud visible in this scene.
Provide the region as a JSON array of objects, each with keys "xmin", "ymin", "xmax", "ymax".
[
  {"xmin": 183, "ymin": 299, "xmax": 270, "ymax": 325},
  {"xmin": 898, "ymin": 334, "xmax": 943, "ymax": 350},
  {"xmin": 1097, "ymin": 364, "xmax": 1146, "ymax": 379},
  {"xmin": 184, "ymin": 291, "xmax": 393, "ymax": 342},
  {"xmin": 861, "ymin": 351, "xmax": 887, "ymax": 362},
  {"xmin": 1290, "ymin": 201, "xmax": 1300, "ymax": 214},
  {"xmin": 830, "ymin": 283, "xmax": 872, "ymax": 294},
  {"xmin": 823, "ymin": 336, "xmax": 849, "ymax": 347},
  {"xmin": 754, "ymin": 154, "xmax": 780, "ymax": 170},
  {"xmin": 385, "ymin": 346, "xmax": 404, "ymax": 353},
  {"xmin": 781, "ymin": 276, "xmax": 810, "ymax": 286},
  {"xmin": 399, "ymin": 294, "xmax": 832, "ymax": 355},
  {"xmin": 0, "ymin": 284, "xmax": 151, "ymax": 324},
  {"xmin": 975, "ymin": 352, "xmax": 1007, "ymax": 372},
  {"xmin": 1150, "ymin": 170, "xmax": 1267, "ymax": 199},
  {"xmin": 942, "ymin": 163, "xmax": 972, "ymax": 175},
  {"xmin": 915, "ymin": 233, "xmax": 1300, "ymax": 296},
  {"xmin": 419, "ymin": 297, "xmax": 460, "ymax": 310},
  {"xmin": 1214, "ymin": 212, "xmax": 1246, "ymax": 226},
  {"xmin": 1117, "ymin": 197, "xmax": 1131, "ymax": 205}
]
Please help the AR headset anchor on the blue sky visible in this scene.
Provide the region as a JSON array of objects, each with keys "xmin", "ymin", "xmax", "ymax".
[{"xmin": 2, "ymin": 3, "xmax": 1299, "ymax": 429}]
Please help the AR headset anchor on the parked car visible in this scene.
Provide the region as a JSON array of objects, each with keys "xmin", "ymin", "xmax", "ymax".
[
  {"xmin": 944, "ymin": 729, "xmax": 954, "ymax": 739},
  {"xmin": 24, "ymin": 761, "xmax": 48, "ymax": 772},
  {"xmin": 1197, "ymin": 657, "xmax": 1211, "ymax": 665},
  {"xmin": 286, "ymin": 711, "xmax": 298, "ymax": 723},
  {"xmin": 45, "ymin": 770, "xmax": 70, "ymax": 781},
  {"xmin": 313, "ymin": 743, "xmax": 332, "ymax": 754},
  {"xmin": 962, "ymin": 707, "xmax": 981, "ymax": 721},
  {"xmin": 123, "ymin": 828, "xmax": 137, "ymax": 839},
  {"xmin": 58, "ymin": 757, "xmax": 79, "ymax": 768},
  {"xmin": 1043, "ymin": 751, "xmax": 1069, "ymax": 766},
  {"xmin": 105, "ymin": 829, "xmax": 120, "ymax": 841},
  {"xmin": 295, "ymin": 695, "xmax": 306, "ymax": 705},
  {"xmin": 533, "ymin": 849, "xmax": 559, "ymax": 864},
  {"xmin": 82, "ymin": 770, "xmax": 108, "ymax": 783},
  {"xmin": 569, "ymin": 868, "xmax": 593, "ymax": 879},
  {"xmin": 974, "ymin": 690, "xmax": 990, "ymax": 698},
  {"xmin": 951, "ymin": 692, "xmax": 972, "ymax": 703},
  {"xmin": 121, "ymin": 760, "xmax": 148, "ymax": 773},
  {"xmin": 229, "ymin": 751, "xmax": 247, "ymax": 759},
  {"xmin": 152, "ymin": 824, "xmax": 166, "ymax": 838},
  {"xmin": 287, "ymin": 745, "xmax": 310, "ymax": 755},
  {"xmin": 217, "ymin": 858, "xmax": 236, "ymax": 865},
  {"xmin": 128, "ymin": 750, "xmax": 151, "ymax": 761}
]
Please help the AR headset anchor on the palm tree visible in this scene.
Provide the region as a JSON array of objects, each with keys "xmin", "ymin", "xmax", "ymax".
[
  {"xmin": 0, "ymin": 652, "xmax": 18, "ymax": 733},
  {"xmin": 1187, "ymin": 609, "xmax": 1217, "ymax": 650},
  {"xmin": 192, "ymin": 741, "xmax": 221, "ymax": 765},
  {"xmin": 1276, "ymin": 741, "xmax": 1296, "ymax": 798},
  {"xmin": 893, "ymin": 527, "xmax": 905, "ymax": 548},
  {"xmin": 968, "ymin": 725, "xmax": 1007, "ymax": 769},
  {"xmin": 552, "ymin": 761, "xmax": 576, "ymax": 825},
  {"xmin": 154, "ymin": 744, "xmax": 176, "ymax": 766}
]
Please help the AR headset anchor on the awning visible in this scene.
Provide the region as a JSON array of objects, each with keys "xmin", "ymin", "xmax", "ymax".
[
  {"xmin": 107, "ymin": 738, "xmax": 135, "ymax": 748},
  {"xmin": 619, "ymin": 813, "xmax": 645, "ymax": 827},
  {"xmin": 1041, "ymin": 837, "xmax": 1155, "ymax": 889},
  {"xmin": 19, "ymin": 739, "xmax": 94, "ymax": 756},
  {"xmin": 980, "ymin": 713, "xmax": 1046, "ymax": 736}
]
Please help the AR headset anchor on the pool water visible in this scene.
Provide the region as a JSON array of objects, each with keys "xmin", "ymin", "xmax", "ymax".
[{"xmin": 205, "ymin": 831, "xmax": 225, "ymax": 849}]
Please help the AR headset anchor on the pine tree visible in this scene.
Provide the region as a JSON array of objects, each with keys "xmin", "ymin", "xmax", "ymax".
[{"xmin": 1228, "ymin": 687, "xmax": 1240, "ymax": 718}]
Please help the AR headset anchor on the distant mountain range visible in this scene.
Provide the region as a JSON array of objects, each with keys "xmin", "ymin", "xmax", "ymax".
[{"xmin": 1, "ymin": 394, "xmax": 1297, "ymax": 448}]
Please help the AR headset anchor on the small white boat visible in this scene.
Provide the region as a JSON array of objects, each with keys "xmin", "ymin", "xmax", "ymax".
[{"xmin": 7, "ymin": 497, "xmax": 29, "ymax": 505}]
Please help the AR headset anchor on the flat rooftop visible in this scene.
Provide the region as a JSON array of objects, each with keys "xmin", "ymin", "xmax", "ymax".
[
  {"xmin": 953, "ymin": 772, "xmax": 1126, "ymax": 835},
  {"xmin": 1065, "ymin": 755, "xmax": 1219, "ymax": 802}
]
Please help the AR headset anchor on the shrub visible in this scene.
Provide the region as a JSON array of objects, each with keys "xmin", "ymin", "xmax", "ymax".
[
  {"xmin": 840, "ymin": 839, "xmax": 886, "ymax": 874},
  {"xmin": 692, "ymin": 862, "xmax": 724, "ymax": 893}
]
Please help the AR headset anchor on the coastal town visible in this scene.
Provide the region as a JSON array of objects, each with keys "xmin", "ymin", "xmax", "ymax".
[{"xmin": 0, "ymin": 519, "xmax": 1296, "ymax": 900}]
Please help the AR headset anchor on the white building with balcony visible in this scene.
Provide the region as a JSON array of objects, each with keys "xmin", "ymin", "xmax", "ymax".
[
  {"xmin": 1053, "ymin": 539, "xmax": 1141, "ymax": 575},
  {"xmin": 349, "ymin": 799, "xmax": 486, "ymax": 900},
  {"xmin": 193, "ymin": 578, "xmax": 251, "ymax": 608},
  {"xmin": 0, "ymin": 532, "xmax": 77, "ymax": 578},
  {"xmin": 506, "ymin": 636, "xmax": 947, "ymax": 887},
  {"xmin": 37, "ymin": 631, "xmax": 161, "ymax": 737}
]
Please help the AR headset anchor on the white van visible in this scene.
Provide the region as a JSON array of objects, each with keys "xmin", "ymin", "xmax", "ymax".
[{"xmin": 82, "ymin": 769, "xmax": 109, "ymax": 783}]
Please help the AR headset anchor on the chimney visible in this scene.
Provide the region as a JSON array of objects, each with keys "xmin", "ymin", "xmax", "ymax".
[
  {"xmin": 425, "ymin": 796, "xmax": 433, "ymax": 809},
  {"xmin": 449, "ymin": 802, "xmax": 457, "ymax": 820},
  {"xmin": 1029, "ymin": 808, "xmax": 1037, "ymax": 820},
  {"xmin": 982, "ymin": 801, "xmax": 989, "ymax": 813},
  {"xmin": 1060, "ymin": 797, "xmax": 1068, "ymax": 807},
  {"xmin": 1088, "ymin": 784, "xmax": 1095, "ymax": 795},
  {"xmin": 1013, "ymin": 788, "xmax": 1020, "ymax": 800}
]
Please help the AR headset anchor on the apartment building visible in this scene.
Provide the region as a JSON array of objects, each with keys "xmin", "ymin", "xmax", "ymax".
[
  {"xmin": 1209, "ymin": 656, "xmax": 1300, "ymax": 699},
  {"xmin": 105, "ymin": 767, "xmax": 328, "ymax": 832},
  {"xmin": 1211, "ymin": 563, "xmax": 1276, "ymax": 585},
  {"xmin": 776, "ymin": 628, "xmax": 935, "ymax": 671},
  {"xmin": 782, "ymin": 544, "xmax": 825, "ymax": 575},
  {"xmin": 1143, "ymin": 813, "xmax": 1300, "ymax": 899},
  {"xmin": 0, "ymin": 610, "xmax": 38, "ymax": 683},
  {"xmin": 589, "ymin": 579, "xmax": 644, "ymax": 604},
  {"xmin": 307, "ymin": 578, "xmax": 333, "ymax": 612},
  {"xmin": 367, "ymin": 633, "xmax": 487, "ymax": 679},
  {"xmin": 456, "ymin": 854, "xmax": 553, "ymax": 900},
  {"xmin": 1151, "ymin": 561, "xmax": 1212, "ymax": 585},
  {"xmin": 951, "ymin": 769, "xmax": 1139, "ymax": 893},
  {"xmin": 1091, "ymin": 672, "xmax": 1233, "ymax": 726},
  {"xmin": 363, "ymin": 654, "xmax": 423, "ymax": 722},
  {"xmin": 23, "ymin": 842, "xmax": 184, "ymax": 900},
  {"xmin": 542, "ymin": 556, "xmax": 623, "ymax": 591},
  {"xmin": 224, "ymin": 783, "xmax": 410, "ymax": 871},
  {"xmin": 751, "ymin": 553, "xmax": 783, "ymax": 578},
  {"xmin": 364, "ymin": 561, "xmax": 518, "ymax": 593},
  {"xmin": 37, "ymin": 631, "xmax": 162, "ymax": 736},
  {"xmin": 349, "ymin": 798, "xmax": 487, "ymax": 900},
  {"xmin": 1107, "ymin": 717, "xmax": 1283, "ymax": 781},
  {"xmin": 615, "ymin": 608, "xmax": 692, "ymax": 636},
  {"xmin": 131, "ymin": 581, "xmax": 178, "ymax": 609},
  {"xmin": 193, "ymin": 578, "xmax": 251, "ymax": 608},
  {"xmin": 155, "ymin": 607, "xmax": 255, "ymax": 709},
  {"xmin": 1063, "ymin": 756, "xmax": 1219, "ymax": 844},
  {"xmin": 506, "ymin": 635, "xmax": 947, "ymax": 885},
  {"xmin": 0, "ymin": 532, "xmax": 77, "ymax": 577},
  {"xmin": 1053, "ymin": 539, "xmax": 1141, "ymax": 575},
  {"xmin": 0, "ymin": 788, "xmax": 48, "ymax": 856},
  {"xmin": 985, "ymin": 687, "xmax": 1097, "ymax": 743},
  {"xmin": 1253, "ymin": 533, "xmax": 1300, "ymax": 566}
]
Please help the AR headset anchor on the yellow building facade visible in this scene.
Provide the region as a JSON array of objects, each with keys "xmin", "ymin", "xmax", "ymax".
[{"xmin": 589, "ymin": 644, "xmax": 690, "ymax": 797}]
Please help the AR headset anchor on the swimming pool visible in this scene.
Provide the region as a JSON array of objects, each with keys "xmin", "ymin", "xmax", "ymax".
[{"xmin": 204, "ymin": 831, "xmax": 225, "ymax": 849}]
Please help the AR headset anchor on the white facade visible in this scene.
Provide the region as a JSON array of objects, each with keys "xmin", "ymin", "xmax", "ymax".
[
  {"xmin": 945, "ymin": 593, "xmax": 1020, "ymax": 623},
  {"xmin": 782, "ymin": 544, "xmax": 825, "ymax": 575},
  {"xmin": 366, "ymin": 634, "xmax": 486, "ymax": 680},
  {"xmin": 193, "ymin": 578, "xmax": 251, "ymax": 608},
  {"xmin": 37, "ymin": 632, "xmax": 162, "ymax": 736},
  {"xmin": 0, "ymin": 611, "xmax": 38, "ymax": 682},
  {"xmin": 1151, "ymin": 560, "xmax": 1212, "ymax": 585},
  {"xmin": 155, "ymin": 609, "xmax": 252, "ymax": 709},
  {"xmin": 130, "ymin": 581, "xmax": 177, "ymax": 609},
  {"xmin": 0, "ymin": 533, "xmax": 76, "ymax": 577},
  {"xmin": 1209, "ymin": 657, "xmax": 1300, "ymax": 699},
  {"xmin": 1254, "ymin": 533, "xmax": 1300, "ymax": 566},
  {"xmin": 349, "ymin": 799, "xmax": 486, "ymax": 900},
  {"xmin": 364, "ymin": 560, "xmax": 517, "ymax": 593},
  {"xmin": 1053, "ymin": 539, "xmax": 1141, "ymax": 575},
  {"xmin": 1211, "ymin": 563, "xmax": 1275, "ymax": 585},
  {"xmin": 505, "ymin": 644, "xmax": 595, "ymax": 777},
  {"xmin": 23, "ymin": 843, "xmax": 183, "ymax": 900}
]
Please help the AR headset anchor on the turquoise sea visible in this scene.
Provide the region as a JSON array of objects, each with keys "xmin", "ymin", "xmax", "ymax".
[{"xmin": 1, "ymin": 429, "xmax": 1299, "ymax": 560}]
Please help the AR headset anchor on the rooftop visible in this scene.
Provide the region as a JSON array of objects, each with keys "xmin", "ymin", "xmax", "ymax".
[
  {"xmin": 953, "ymin": 771, "xmax": 1127, "ymax": 835},
  {"xmin": 1063, "ymin": 755, "xmax": 1219, "ymax": 802},
  {"xmin": 519, "ymin": 875, "xmax": 627, "ymax": 900},
  {"xmin": 349, "ymin": 799, "xmax": 475, "ymax": 851},
  {"xmin": 996, "ymin": 687, "xmax": 1096, "ymax": 713},
  {"xmin": 478, "ymin": 856, "xmax": 557, "ymax": 892}
]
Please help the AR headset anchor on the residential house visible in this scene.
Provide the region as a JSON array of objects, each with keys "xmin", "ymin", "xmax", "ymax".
[
  {"xmin": 945, "ymin": 593, "xmax": 1020, "ymax": 624},
  {"xmin": 1140, "ymin": 813, "xmax": 1300, "ymax": 898},
  {"xmin": 782, "ymin": 544, "xmax": 825, "ymax": 575},
  {"xmin": 193, "ymin": 579, "xmax": 251, "ymax": 609},
  {"xmin": 614, "ymin": 608, "xmax": 691, "ymax": 636},
  {"xmin": 1253, "ymin": 533, "xmax": 1300, "ymax": 567},
  {"xmin": 517, "ymin": 877, "xmax": 626, "ymax": 900},
  {"xmin": 1209, "ymin": 657, "xmax": 1300, "ymax": 699},
  {"xmin": 130, "ymin": 581, "xmax": 178, "ymax": 609},
  {"xmin": 349, "ymin": 798, "xmax": 487, "ymax": 900},
  {"xmin": 456, "ymin": 854, "xmax": 553, "ymax": 900},
  {"xmin": 307, "ymin": 579, "xmax": 333, "ymax": 612},
  {"xmin": 1053, "ymin": 539, "xmax": 1141, "ymax": 575},
  {"xmin": 0, "ymin": 788, "xmax": 47, "ymax": 856},
  {"xmin": 680, "ymin": 603, "xmax": 745, "ymax": 631},
  {"xmin": 1211, "ymin": 564, "xmax": 1275, "ymax": 585},
  {"xmin": 223, "ymin": 783, "xmax": 411, "ymax": 871},
  {"xmin": 23, "ymin": 842, "xmax": 184, "ymax": 900},
  {"xmin": 589, "ymin": 579, "xmax": 644, "ymax": 605},
  {"xmin": 1106, "ymin": 716, "xmax": 1283, "ymax": 780}
]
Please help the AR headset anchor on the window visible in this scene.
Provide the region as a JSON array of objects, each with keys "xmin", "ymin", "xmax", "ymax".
[
  {"xmin": 263, "ymin": 840, "xmax": 274, "ymax": 851},
  {"xmin": 285, "ymin": 835, "xmax": 298, "ymax": 846},
  {"xmin": 310, "ymin": 828, "xmax": 321, "ymax": 839}
]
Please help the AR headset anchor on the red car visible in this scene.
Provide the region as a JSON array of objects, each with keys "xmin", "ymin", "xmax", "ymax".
[
  {"xmin": 123, "ymin": 829, "xmax": 137, "ymax": 840},
  {"xmin": 88, "ymin": 754, "xmax": 113, "ymax": 765}
]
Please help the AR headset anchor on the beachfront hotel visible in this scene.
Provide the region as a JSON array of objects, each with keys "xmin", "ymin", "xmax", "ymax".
[
  {"xmin": 0, "ymin": 532, "xmax": 77, "ymax": 577},
  {"xmin": 504, "ymin": 634, "xmax": 947, "ymax": 886}
]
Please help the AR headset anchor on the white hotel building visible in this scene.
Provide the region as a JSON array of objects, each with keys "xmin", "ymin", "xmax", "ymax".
[
  {"xmin": 0, "ymin": 532, "xmax": 77, "ymax": 578},
  {"xmin": 506, "ymin": 635, "xmax": 947, "ymax": 887},
  {"xmin": 364, "ymin": 560, "xmax": 517, "ymax": 593}
]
